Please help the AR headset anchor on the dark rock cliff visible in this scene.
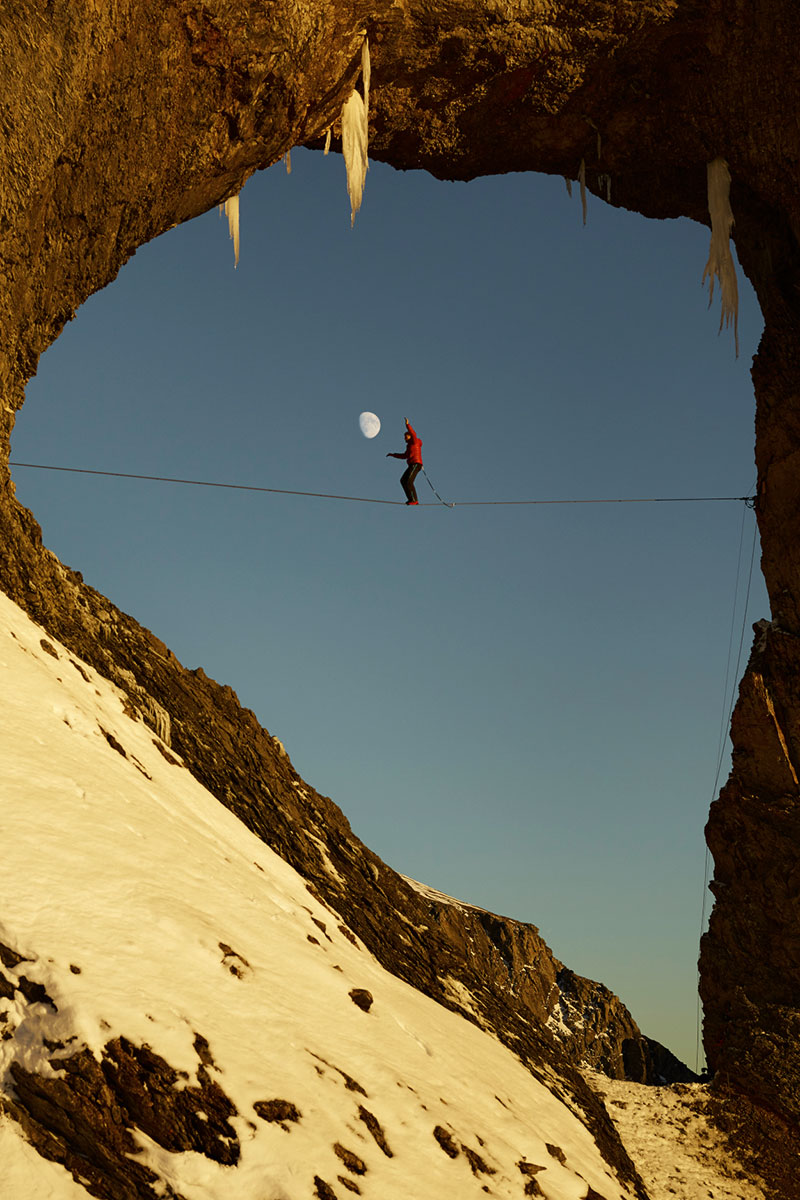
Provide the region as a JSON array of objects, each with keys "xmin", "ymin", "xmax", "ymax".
[{"xmin": 2, "ymin": 0, "xmax": 800, "ymax": 1195}]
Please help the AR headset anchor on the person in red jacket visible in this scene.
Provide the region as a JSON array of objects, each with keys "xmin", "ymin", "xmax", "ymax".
[{"xmin": 387, "ymin": 418, "xmax": 423, "ymax": 505}]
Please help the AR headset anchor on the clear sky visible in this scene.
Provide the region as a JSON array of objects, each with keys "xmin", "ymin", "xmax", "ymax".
[{"xmin": 10, "ymin": 149, "xmax": 767, "ymax": 1071}]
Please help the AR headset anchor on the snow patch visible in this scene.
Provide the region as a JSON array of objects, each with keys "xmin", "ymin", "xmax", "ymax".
[
  {"xmin": 442, "ymin": 976, "xmax": 483, "ymax": 1023},
  {"xmin": 308, "ymin": 832, "xmax": 346, "ymax": 886},
  {"xmin": 403, "ymin": 875, "xmax": 484, "ymax": 914},
  {"xmin": 0, "ymin": 1116, "xmax": 91, "ymax": 1199},
  {"xmin": 584, "ymin": 1071, "xmax": 767, "ymax": 1200}
]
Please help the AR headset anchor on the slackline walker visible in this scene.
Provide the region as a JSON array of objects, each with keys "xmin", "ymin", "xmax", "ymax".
[
  {"xmin": 9, "ymin": 462, "xmax": 755, "ymax": 510},
  {"xmin": 385, "ymin": 417, "xmax": 424, "ymax": 505}
]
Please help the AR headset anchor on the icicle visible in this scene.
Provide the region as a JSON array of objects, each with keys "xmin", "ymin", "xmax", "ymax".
[
  {"xmin": 564, "ymin": 177, "xmax": 572, "ymax": 198},
  {"xmin": 342, "ymin": 91, "xmax": 368, "ymax": 226},
  {"xmin": 361, "ymin": 38, "xmax": 371, "ymax": 114},
  {"xmin": 323, "ymin": 127, "xmax": 332, "ymax": 155},
  {"xmin": 578, "ymin": 159, "xmax": 587, "ymax": 226},
  {"xmin": 285, "ymin": 150, "xmax": 292, "ymax": 175},
  {"xmin": 221, "ymin": 193, "xmax": 240, "ymax": 268},
  {"xmin": 702, "ymin": 157, "xmax": 739, "ymax": 356},
  {"xmin": 341, "ymin": 36, "xmax": 370, "ymax": 226}
]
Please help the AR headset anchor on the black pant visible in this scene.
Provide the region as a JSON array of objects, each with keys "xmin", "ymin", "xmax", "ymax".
[{"xmin": 401, "ymin": 462, "xmax": 422, "ymax": 503}]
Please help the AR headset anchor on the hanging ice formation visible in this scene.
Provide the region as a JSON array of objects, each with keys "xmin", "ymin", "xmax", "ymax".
[
  {"xmin": 341, "ymin": 38, "xmax": 370, "ymax": 225},
  {"xmin": 565, "ymin": 156, "xmax": 610, "ymax": 210},
  {"xmin": 220, "ymin": 193, "xmax": 240, "ymax": 268},
  {"xmin": 702, "ymin": 157, "xmax": 739, "ymax": 355}
]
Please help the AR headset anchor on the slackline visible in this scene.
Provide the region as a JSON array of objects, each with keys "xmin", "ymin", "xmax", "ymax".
[{"xmin": 9, "ymin": 463, "xmax": 755, "ymax": 508}]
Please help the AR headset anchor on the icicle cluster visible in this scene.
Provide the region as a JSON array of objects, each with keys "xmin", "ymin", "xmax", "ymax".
[
  {"xmin": 342, "ymin": 39, "xmax": 370, "ymax": 226},
  {"xmin": 702, "ymin": 157, "xmax": 739, "ymax": 355}
]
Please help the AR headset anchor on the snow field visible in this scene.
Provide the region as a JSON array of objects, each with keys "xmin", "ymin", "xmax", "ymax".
[
  {"xmin": 0, "ymin": 590, "xmax": 634, "ymax": 1200},
  {"xmin": 583, "ymin": 1071, "xmax": 767, "ymax": 1200}
]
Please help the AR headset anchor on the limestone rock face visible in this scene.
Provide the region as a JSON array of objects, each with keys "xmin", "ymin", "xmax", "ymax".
[{"xmin": 2, "ymin": 0, "xmax": 800, "ymax": 1195}]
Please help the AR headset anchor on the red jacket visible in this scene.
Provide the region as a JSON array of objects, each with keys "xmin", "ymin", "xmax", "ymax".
[{"xmin": 401, "ymin": 423, "xmax": 423, "ymax": 465}]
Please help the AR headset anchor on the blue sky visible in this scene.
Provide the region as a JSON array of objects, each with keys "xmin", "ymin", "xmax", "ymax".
[{"xmin": 11, "ymin": 150, "xmax": 766, "ymax": 1070}]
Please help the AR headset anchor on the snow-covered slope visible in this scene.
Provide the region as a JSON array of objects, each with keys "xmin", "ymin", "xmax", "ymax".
[
  {"xmin": 583, "ymin": 1073, "xmax": 767, "ymax": 1200},
  {"xmin": 0, "ymin": 591, "xmax": 769, "ymax": 1200},
  {"xmin": 0, "ymin": 590, "xmax": 635, "ymax": 1199}
]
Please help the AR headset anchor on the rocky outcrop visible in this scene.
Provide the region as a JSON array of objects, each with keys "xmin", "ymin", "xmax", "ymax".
[
  {"xmin": 3, "ymin": 0, "xmax": 800, "ymax": 1194},
  {"xmin": 4, "ymin": 1035, "xmax": 239, "ymax": 1200},
  {"xmin": 551, "ymin": 968, "xmax": 696, "ymax": 1085},
  {"xmin": 699, "ymin": 619, "xmax": 800, "ymax": 1186}
]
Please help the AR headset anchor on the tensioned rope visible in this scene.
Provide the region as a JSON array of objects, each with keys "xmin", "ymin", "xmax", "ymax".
[{"xmin": 9, "ymin": 462, "xmax": 756, "ymax": 508}]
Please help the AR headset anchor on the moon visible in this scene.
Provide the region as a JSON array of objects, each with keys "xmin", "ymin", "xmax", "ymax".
[{"xmin": 358, "ymin": 411, "xmax": 381, "ymax": 439}]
